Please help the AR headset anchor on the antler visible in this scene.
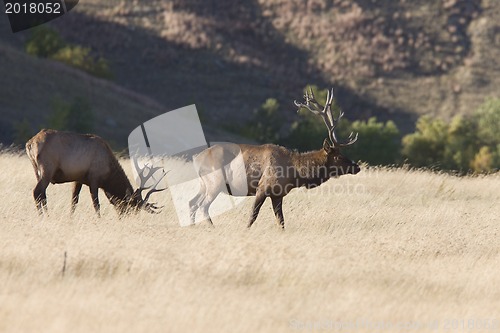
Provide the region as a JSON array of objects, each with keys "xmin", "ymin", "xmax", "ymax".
[
  {"xmin": 132, "ymin": 157, "xmax": 168, "ymax": 205},
  {"xmin": 294, "ymin": 87, "xmax": 358, "ymax": 147}
]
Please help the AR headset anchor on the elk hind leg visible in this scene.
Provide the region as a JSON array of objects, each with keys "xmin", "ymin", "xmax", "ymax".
[
  {"xmin": 247, "ymin": 192, "xmax": 267, "ymax": 229},
  {"xmin": 71, "ymin": 182, "xmax": 83, "ymax": 215},
  {"xmin": 33, "ymin": 178, "xmax": 50, "ymax": 215},
  {"xmin": 198, "ymin": 193, "xmax": 219, "ymax": 227},
  {"xmin": 271, "ymin": 196, "xmax": 285, "ymax": 230}
]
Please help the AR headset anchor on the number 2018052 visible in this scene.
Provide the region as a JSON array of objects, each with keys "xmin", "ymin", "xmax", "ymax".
[{"xmin": 5, "ymin": 2, "xmax": 61, "ymax": 14}]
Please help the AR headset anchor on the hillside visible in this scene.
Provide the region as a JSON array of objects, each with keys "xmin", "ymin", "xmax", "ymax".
[
  {"xmin": 52, "ymin": 0, "xmax": 500, "ymax": 128},
  {"xmin": 0, "ymin": 40, "xmax": 165, "ymax": 147},
  {"xmin": 0, "ymin": 15, "xmax": 248, "ymax": 147},
  {"xmin": 1, "ymin": 153, "xmax": 499, "ymax": 332},
  {"xmin": 1, "ymin": 0, "xmax": 499, "ymax": 146}
]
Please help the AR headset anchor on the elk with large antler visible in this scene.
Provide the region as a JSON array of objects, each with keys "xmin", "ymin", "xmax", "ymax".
[
  {"xmin": 189, "ymin": 87, "xmax": 360, "ymax": 229},
  {"xmin": 26, "ymin": 129, "xmax": 166, "ymax": 216}
]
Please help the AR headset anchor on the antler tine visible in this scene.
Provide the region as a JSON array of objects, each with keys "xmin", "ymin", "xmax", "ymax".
[
  {"xmin": 324, "ymin": 88, "xmax": 335, "ymax": 126},
  {"xmin": 132, "ymin": 157, "xmax": 164, "ymax": 191},
  {"xmin": 338, "ymin": 132, "xmax": 359, "ymax": 147},
  {"xmin": 143, "ymin": 170, "xmax": 168, "ymax": 204},
  {"xmin": 295, "ymin": 87, "xmax": 359, "ymax": 148}
]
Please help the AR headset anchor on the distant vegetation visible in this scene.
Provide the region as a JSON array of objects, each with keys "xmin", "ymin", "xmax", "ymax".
[
  {"xmin": 25, "ymin": 26, "xmax": 112, "ymax": 79},
  {"xmin": 13, "ymin": 96, "xmax": 94, "ymax": 145},
  {"xmin": 402, "ymin": 98, "xmax": 500, "ymax": 174},
  {"xmin": 242, "ymin": 86, "xmax": 401, "ymax": 166},
  {"xmin": 242, "ymin": 86, "xmax": 500, "ymax": 174},
  {"xmin": 48, "ymin": 97, "xmax": 95, "ymax": 133}
]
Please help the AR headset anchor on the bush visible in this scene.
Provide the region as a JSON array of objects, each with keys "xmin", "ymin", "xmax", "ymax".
[
  {"xmin": 342, "ymin": 117, "xmax": 400, "ymax": 165},
  {"xmin": 287, "ymin": 86, "xmax": 401, "ymax": 165},
  {"xmin": 25, "ymin": 26, "xmax": 112, "ymax": 79},
  {"xmin": 25, "ymin": 26, "xmax": 65, "ymax": 58},
  {"xmin": 243, "ymin": 98, "xmax": 282, "ymax": 143},
  {"xmin": 285, "ymin": 85, "xmax": 346, "ymax": 151},
  {"xmin": 471, "ymin": 146, "xmax": 494, "ymax": 173},
  {"xmin": 51, "ymin": 46, "xmax": 112, "ymax": 79},
  {"xmin": 402, "ymin": 116, "xmax": 451, "ymax": 168},
  {"xmin": 475, "ymin": 98, "xmax": 500, "ymax": 146},
  {"xmin": 48, "ymin": 97, "xmax": 94, "ymax": 133},
  {"xmin": 402, "ymin": 98, "xmax": 500, "ymax": 173},
  {"xmin": 245, "ymin": 86, "xmax": 402, "ymax": 165}
]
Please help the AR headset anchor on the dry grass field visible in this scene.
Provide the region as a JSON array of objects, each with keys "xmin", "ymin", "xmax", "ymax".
[{"xmin": 0, "ymin": 152, "xmax": 499, "ymax": 333}]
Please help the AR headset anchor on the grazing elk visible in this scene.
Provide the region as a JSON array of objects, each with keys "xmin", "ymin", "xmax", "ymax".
[
  {"xmin": 189, "ymin": 88, "xmax": 360, "ymax": 229},
  {"xmin": 26, "ymin": 129, "xmax": 166, "ymax": 216}
]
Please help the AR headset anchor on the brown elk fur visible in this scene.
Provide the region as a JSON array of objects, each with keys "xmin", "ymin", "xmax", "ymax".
[
  {"xmin": 190, "ymin": 88, "xmax": 360, "ymax": 229},
  {"xmin": 26, "ymin": 129, "xmax": 158, "ymax": 216},
  {"xmin": 189, "ymin": 139, "xmax": 360, "ymax": 229}
]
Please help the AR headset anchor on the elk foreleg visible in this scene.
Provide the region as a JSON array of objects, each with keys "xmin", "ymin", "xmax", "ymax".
[
  {"xmin": 271, "ymin": 196, "xmax": 285, "ymax": 230},
  {"xmin": 247, "ymin": 192, "xmax": 267, "ymax": 228},
  {"xmin": 71, "ymin": 182, "xmax": 83, "ymax": 215},
  {"xmin": 188, "ymin": 180, "xmax": 207, "ymax": 225},
  {"xmin": 198, "ymin": 194, "xmax": 216, "ymax": 227},
  {"xmin": 188, "ymin": 193, "xmax": 202, "ymax": 224},
  {"xmin": 33, "ymin": 178, "xmax": 50, "ymax": 215},
  {"xmin": 89, "ymin": 184, "xmax": 101, "ymax": 218}
]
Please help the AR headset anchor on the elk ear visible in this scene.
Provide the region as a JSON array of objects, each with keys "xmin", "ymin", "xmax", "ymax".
[{"xmin": 323, "ymin": 138, "xmax": 332, "ymax": 152}]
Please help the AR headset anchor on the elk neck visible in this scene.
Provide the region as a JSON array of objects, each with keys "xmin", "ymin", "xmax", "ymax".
[
  {"xmin": 290, "ymin": 149, "xmax": 330, "ymax": 188},
  {"xmin": 101, "ymin": 160, "xmax": 134, "ymax": 203}
]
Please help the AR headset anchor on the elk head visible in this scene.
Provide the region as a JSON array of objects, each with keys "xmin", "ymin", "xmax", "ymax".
[
  {"xmin": 122, "ymin": 158, "xmax": 167, "ymax": 214},
  {"xmin": 294, "ymin": 88, "xmax": 360, "ymax": 177}
]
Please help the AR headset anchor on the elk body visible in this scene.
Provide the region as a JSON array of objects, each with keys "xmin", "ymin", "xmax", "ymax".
[
  {"xmin": 189, "ymin": 88, "xmax": 360, "ymax": 229},
  {"xmin": 26, "ymin": 129, "xmax": 165, "ymax": 216}
]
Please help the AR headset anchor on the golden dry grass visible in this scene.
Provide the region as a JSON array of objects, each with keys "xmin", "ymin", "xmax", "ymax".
[{"xmin": 1, "ymin": 152, "xmax": 499, "ymax": 333}]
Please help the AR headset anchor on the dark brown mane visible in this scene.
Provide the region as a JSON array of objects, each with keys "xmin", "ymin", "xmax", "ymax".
[
  {"xmin": 102, "ymin": 158, "xmax": 134, "ymax": 204},
  {"xmin": 291, "ymin": 149, "xmax": 330, "ymax": 188}
]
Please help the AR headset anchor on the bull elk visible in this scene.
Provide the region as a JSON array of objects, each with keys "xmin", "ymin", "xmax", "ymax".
[
  {"xmin": 189, "ymin": 88, "xmax": 360, "ymax": 229},
  {"xmin": 26, "ymin": 129, "xmax": 166, "ymax": 216}
]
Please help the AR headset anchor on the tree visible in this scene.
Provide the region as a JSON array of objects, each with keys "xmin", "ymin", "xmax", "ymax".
[
  {"xmin": 402, "ymin": 98, "xmax": 500, "ymax": 173},
  {"xmin": 244, "ymin": 98, "xmax": 282, "ymax": 143},
  {"xmin": 402, "ymin": 116, "xmax": 448, "ymax": 168},
  {"xmin": 342, "ymin": 117, "xmax": 400, "ymax": 165}
]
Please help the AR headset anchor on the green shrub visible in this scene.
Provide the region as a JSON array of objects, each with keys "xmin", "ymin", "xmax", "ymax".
[
  {"xmin": 342, "ymin": 117, "xmax": 400, "ymax": 165},
  {"xmin": 25, "ymin": 26, "xmax": 65, "ymax": 58},
  {"xmin": 51, "ymin": 46, "xmax": 112, "ymax": 79},
  {"xmin": 243, "ymin": 98, "xmax": 282, "ymax": 143},
  {"xmin": 48, "ymin": 97, "xmax": 94, "ymax": 133},
  {"xmin": 471, "ymin": 146, "xmax": 494, "ymax": 173},
  {"xmin": 285, "ymin": 85, "xmax": 346, "ymax": 151},
  {"xmin": 402, "ymin": 116, "xmax": 449, "ymax": 168},
  {"xmin": 25, "ymin": 26, "xmax": 112, "ymax": 79},
  {"xmin": 245, "ymin": 86, "xmax": 402, "ymax": 165},
  {"xmin": 402, "ymin": 98, "xmax": 500, "ymax": 173},
  {"xmin": 475, "ymin": 98, "xmax": 500, "ymax": 146}
]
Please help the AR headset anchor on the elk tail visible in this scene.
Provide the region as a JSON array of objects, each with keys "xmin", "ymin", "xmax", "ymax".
[
  {"xmin": 25, "ymin": 137, "xmax": 45, "ymax": 180},
  {"xmin": 25, "ymin": 139, "xmax": 43, "ymax": 163}
]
